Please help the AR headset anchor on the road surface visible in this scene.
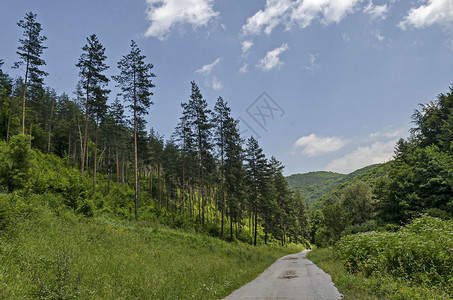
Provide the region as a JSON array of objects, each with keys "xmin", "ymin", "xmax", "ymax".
[{"xmin": 223, "ymin": 249, "xmax": 342, "ymax": 300}]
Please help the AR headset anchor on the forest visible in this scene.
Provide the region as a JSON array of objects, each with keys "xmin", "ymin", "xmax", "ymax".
[
  {"xmin": 1, "ymin": 11, "xmax": 452, "ymax": 299},
  {"xmin": 0, "ymin": 12, "xmax": 309, "ymax": 246}
]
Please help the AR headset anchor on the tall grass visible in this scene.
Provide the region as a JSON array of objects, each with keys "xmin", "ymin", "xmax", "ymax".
[{"xmin": 0, "ymin": 193, "xmax": 300, "ymax": 299}]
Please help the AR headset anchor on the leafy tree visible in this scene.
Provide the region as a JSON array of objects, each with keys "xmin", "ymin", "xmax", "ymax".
[
  {"xmin": 341, "ymin": 181, "xmax": 373, "ymax": 225},
  {"xmin": 114, "ymin": 40, "xmax": 155, "ymax": 221},
  {"xmin": 76, "ymin": 34, "xmax": 109, "ymax": 178},
  {"xmin": 13, "ymin": 12, "xmax": 48, "ymax": 134}
]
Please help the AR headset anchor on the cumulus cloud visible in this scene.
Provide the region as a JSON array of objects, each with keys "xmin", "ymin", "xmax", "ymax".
[
  {"xmin": 324, "ymin": 140, "xmax": 396, "ymax": 173},
  {"xmin": 145, "ymin": 0, "xmax": 219, "ymax": 39},
  {"xmin": 292, "ymin": 134, "xmax": 348, "ymax": 157},
  {"xmin": 256, "ymin": 43, "xmax": 289, "ymax": 71},
  {"xmin": 196, "ymin": 57, "xmax": 221, "ymax": 74},
  {"xmin": 364, "ymin": 1, "xmax": 389, "ymax": 20},
  {"xmin": 242, "ymin": 0, "xmax": 362, "ymax": 35},
  {"xmin": 399, "ymin": 0, "xmax": 453, "ymax": 30}
]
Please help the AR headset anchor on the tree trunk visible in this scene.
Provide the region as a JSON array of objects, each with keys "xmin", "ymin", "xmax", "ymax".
[
  {"xmin": 81, "ymin": 85, "xmax": 90, "ymax": 177},
  {"xmin": 133, "ymin": 75, "xmax": 139, "ymax": 221},
  {"xmin": 93, "ymin": 123, "xmax": 98, "ymax": 193},
  {"xmin": 21, "ymin": 56, "xmax": 29, "ymax": 134},
  {"xmin": 47, "ymin": 100, "xmax": 54, "ymax": 154},
  {"xmin": 116, "ymin": 147, "xmax": 119, "ymax": 186},
  {"xmin": 254, "ymin": 206, "xmax": 258, "ymax": 246},
  {"xmin": 6, "ymin": 98, "xmax": 14, "ymax": 145}
]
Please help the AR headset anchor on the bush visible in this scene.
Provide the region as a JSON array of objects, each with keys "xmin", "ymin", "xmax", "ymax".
[{"xmin": 336, "ymin": 215, "xmax": 453, "ymax": 293}]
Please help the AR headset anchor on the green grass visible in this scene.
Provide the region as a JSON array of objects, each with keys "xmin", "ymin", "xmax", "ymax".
[
  {"xmin": 307, "ymin": 248, "xmax": 452, "ymax": 300},
  {"xmin": 0, "ymin": 194, "xmax": 301, "ymax": 299}
]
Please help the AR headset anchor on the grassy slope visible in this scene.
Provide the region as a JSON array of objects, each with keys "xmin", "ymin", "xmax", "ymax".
[
  {"xmin": 0, "ymin": 197, "xmax": 300, "ymax": 299},
  {"xmin": 286, "ymin": 164, "xmax": 380, "ymax": 205},
  {"xmin": 307, "ymin": 248, "xmax": 451, "ymax": 300}
]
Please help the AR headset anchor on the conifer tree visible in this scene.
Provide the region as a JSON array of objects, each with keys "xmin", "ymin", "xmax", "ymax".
[
  {"xmin": 114, "ymin": 40, "xmax": 155, "ymax": 221},
  {"xmin": 245, "ymin": 136, "xmax": 269, "ymax": 245},
  {"xmin": 182, "ymin": 82, "xmax": 212, "ymax": 227},
  {"xmin": 76, "ymin": 34, "xmax": 109, "ymax": 178},
  {"xmin": 13, "ymin": 12, "xmax": 48, "ymax": 134}
]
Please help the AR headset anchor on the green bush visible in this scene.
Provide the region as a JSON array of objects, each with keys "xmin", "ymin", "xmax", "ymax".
[
  {"xmin": 336, "ymin": 215, "xmax": 453, "ymax": 293},
  {"xmin": 0, "ymin": 135, "xmax": 34, "ymax": 191}
]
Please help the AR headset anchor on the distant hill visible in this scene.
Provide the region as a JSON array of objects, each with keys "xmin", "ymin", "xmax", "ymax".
[{"xmin": 286, "ymin": 164, "xmax": 380, "ymax": 205}]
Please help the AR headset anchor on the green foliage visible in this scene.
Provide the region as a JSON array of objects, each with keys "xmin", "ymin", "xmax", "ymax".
[
  {"xmin": 308, "ymin": 247, "xmax": 451, "ymax": 300},
  {"xmin": 336, "ymin": 215, "xmax": 453, "ymax": 295},
  {"xmin": 0, "ymin": 134, "xmax": 34, "ymax": 191},
  {"xmin": 376, "ymin": 145, "xmax": 453, "ymax": 223},
  {"xmin": 286, "ymin": 164, "xmax": 380, "ymax": 205},
  {"xmin": 0, "ymin": 199, "xmax": 301, "ymax": 299}
]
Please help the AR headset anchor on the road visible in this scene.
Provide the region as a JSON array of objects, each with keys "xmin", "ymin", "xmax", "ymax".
[{"xmin": 223, "ymin": 249, "xmax": 342, "ymax": 300}]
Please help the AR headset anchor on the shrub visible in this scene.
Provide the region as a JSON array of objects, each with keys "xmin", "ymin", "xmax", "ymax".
[{"xmin": 336, "ymin": 215, "xmax": 453, "ymax": 293}]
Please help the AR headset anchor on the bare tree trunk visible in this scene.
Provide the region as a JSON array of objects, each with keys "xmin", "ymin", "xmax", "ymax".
[
  {"xmin": 47, "ymin": 100, "xmax": 54, "ymax": 154},
  {"xmin": 6, "ymin": 98, "xmax": 14, "ymax": 145},
  {"xmin": 81, "ymin": 87, "xmax": 89, "ymax": 177},
  {"xmin": 158, "ymin": 164, "xmax": 162, "ymax": 207},
  {"xmin": 116, "ymin": 147, "xmax": 119, "ymax": 186},
  {"xmin": 93, "ymin": 123, "xmax": 98, "ymax": 193},
  {"xmin": 21, "ymin": 57, "xmax": 29, "ymax": 134}
]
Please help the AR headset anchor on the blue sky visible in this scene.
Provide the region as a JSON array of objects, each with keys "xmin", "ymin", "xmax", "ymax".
[{"xmin": 1, "ymin": 0, "xmax": 453, "ymax": 175}]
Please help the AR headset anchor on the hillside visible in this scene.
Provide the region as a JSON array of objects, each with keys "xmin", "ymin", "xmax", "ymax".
[
  {"xmin": 286, "ymin": 164, "xmax": 380, "ymax": 205},
  {"xmin": 0, "ymin": 194, "xmax": 299, "ymax": 299}
]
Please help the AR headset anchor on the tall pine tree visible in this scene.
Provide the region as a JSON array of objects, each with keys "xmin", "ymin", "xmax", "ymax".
[
  {"xmin": 13, "ymin": 12, "xmax": 48, "ymax": 134},
  {"xmin": 76, "ymin": 34, "xmax": 109, "ymax": 178},
  {"xmin": 114, "ymin": 40, "xmax": 155, "ymax": 221}
]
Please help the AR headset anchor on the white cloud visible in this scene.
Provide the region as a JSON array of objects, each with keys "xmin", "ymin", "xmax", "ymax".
[
  {"xmin": 256, "ymin": 43, "xmax": 289, "ymax": 71},
  {"xmin": 242, "ymin": 40, "xmax": 254, "ymax": 54},
  {"xmin": 196, "ymin": 58, "xmax": 222, "ymax": 90},
  {"xmin": 342, "ymin": 32, "xmax": 351, "ymax": 41},
  {"xmin": 242, "ymin": 0, "xmax": 363, "ymax": 35},
  {"xmin": 145, "ymin": 0, "xmax": 219, "ymax": 39},
  {"xmin": 304, "ymin": 53, "xmax": 320, "ymax": 70},
  {"xmin": 369, "ymin": 128, "xmax": 403, "ymax": 140},
  {"xmin": 364, "ymin": 1, "xmax": 389, "ymax": 20},
  {"xmin": 239, "ymin": 63, "xmax": 248, "ymax": 73},
  {"xmin": 196, "ymin": 57, "xmax": 221, "ymax": 74},
  {"xmin": 372, "ymin": 29, "xmax": 385, "ymax": 41},
  {"xmin": 324, "ymin": 140, "xmax": 396, "ymax": 173},
  {"xmin": 209, "ymin": 76, "xmax": 223, "ymax": 90},
  {"xmin": 242, "ymin": 0, "xmax": 293, "ymax": 35},
  {"xmin": 399, "ymin": 0, "xmax": 453, "ymax": 30},
  {"xmin": 292, "ymin": 134, "xmax": 348, "ymax": 157}
]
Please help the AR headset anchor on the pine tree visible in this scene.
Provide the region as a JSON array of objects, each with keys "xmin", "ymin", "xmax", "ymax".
[
  {"xmin": 182, "ymin": 82, "xmax": 213, "ymax": 227},
  {"xmin": 223, "ymin": 116, "xmax": 245, "ymax": 240},
  {"xmin": 173, "ymin": 103, "xmax": 195, "ymax": 216},
  {"xmin": 114, "ymin": 40, "xmax": 155, "ymax": 221},
  {"xmin": 13, "ymin": 12, "xmax": 48, "ymax": 134},
  {"xmin": 76, "ymin": 34, "xmax": 109, "ymax": 179},
  {"xmin": 245, "ymin": 136, "xmax": 269, "ymax": 245}
]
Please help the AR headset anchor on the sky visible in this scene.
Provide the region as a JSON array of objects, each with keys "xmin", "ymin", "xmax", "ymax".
[{"xmin": 1, "ymin": 0, "xmax": 453, "ymax": 175}]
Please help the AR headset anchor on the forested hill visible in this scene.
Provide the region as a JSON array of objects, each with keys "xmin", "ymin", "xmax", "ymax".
[{"xmin": 285, "ymin": 164, "xmax": 380, "ymax": 205}]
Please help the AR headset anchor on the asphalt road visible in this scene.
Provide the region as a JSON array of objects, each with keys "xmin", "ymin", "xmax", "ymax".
[{"xmin": 223, "ymin": 249, "xmax": 342, "ymax": 300}]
